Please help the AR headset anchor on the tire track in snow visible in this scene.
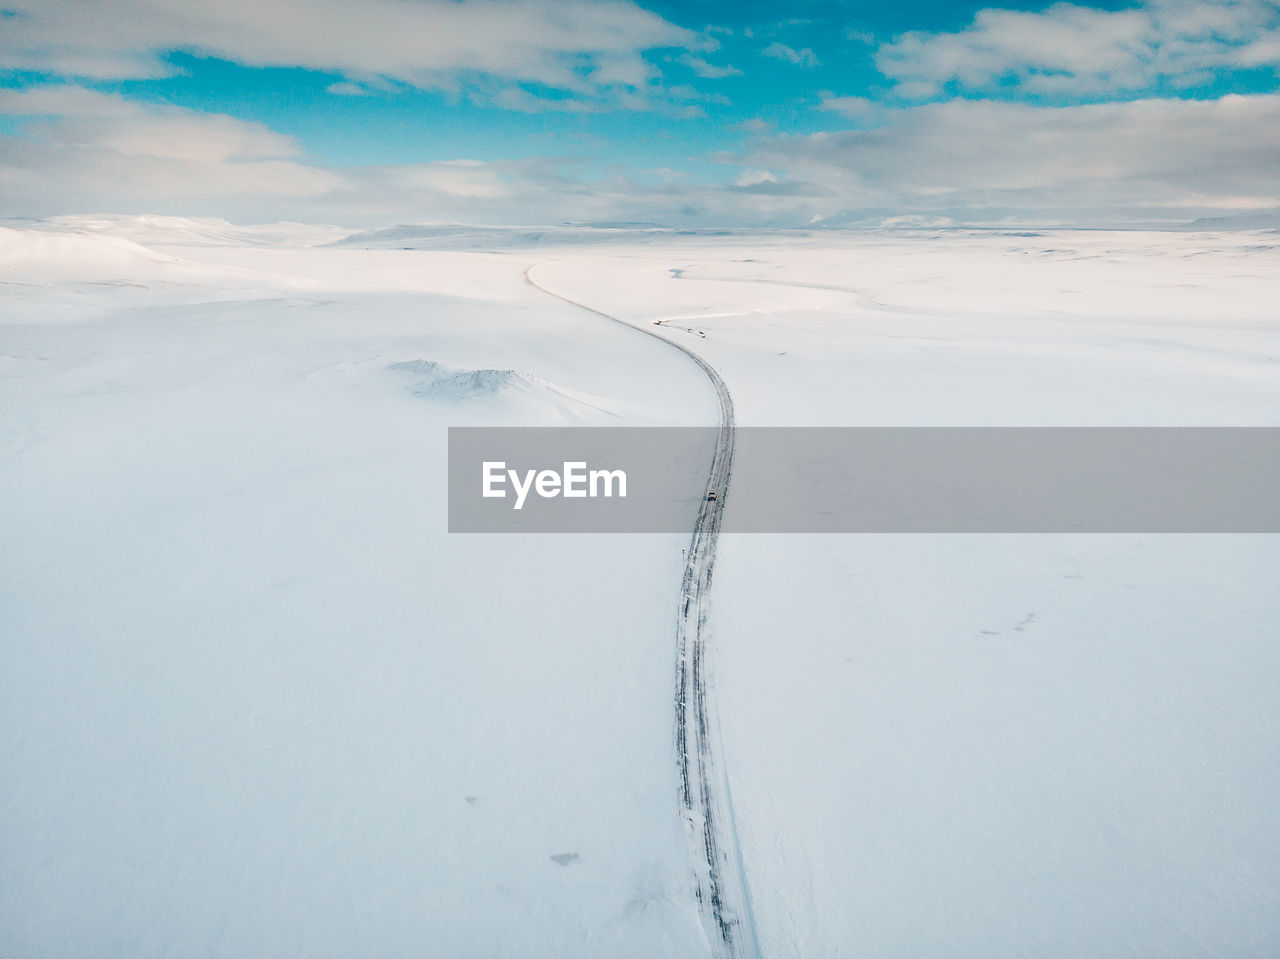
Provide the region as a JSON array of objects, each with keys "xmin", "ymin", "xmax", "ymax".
[{"xmin": 524, "ymin": 263, "xmax": 759, "ymax": 959}]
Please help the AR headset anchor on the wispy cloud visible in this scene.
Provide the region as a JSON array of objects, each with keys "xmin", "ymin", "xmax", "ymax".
[
  {"xmin": 762, "ymin": 42, "xmax": 819, "ymax": 68},
  {"xmin": 680, "ymin": 55, "xmax": 743, "ymax": 78},
  {"xmin": 325, "ymin": 81, "xmax": 374, "ymax": 97}
]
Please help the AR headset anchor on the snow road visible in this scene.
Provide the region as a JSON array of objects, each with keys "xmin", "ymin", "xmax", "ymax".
[{"xmin": 524, "ymin": 264, "xmax": 758, "ymax": 959}]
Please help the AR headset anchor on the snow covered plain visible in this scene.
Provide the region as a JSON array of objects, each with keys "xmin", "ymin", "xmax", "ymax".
[{"xmin": 3, "ymin": 218, "xmax": 1279, "ymax": 957}]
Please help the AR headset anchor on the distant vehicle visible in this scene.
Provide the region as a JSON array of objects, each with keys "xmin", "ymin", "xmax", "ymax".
[{"xmin": 706, "ymin": 490, "xmax": 718, "ymax": 501}]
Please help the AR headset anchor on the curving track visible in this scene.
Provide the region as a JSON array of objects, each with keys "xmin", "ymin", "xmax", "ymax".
[{"xmin": 524, "ymin": 264, "xmax": 759, "ymax": 959}]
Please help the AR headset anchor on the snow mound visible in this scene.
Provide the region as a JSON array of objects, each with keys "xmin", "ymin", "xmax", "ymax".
[
  {"xmin": 388, "ymin": 359, "xmax": 619, "ymax": 421},
  {"xmin": 0, "ymin": 226, "xmax": 195, "ymax": 284},
  {"xmin": 34, "ymin": 215, "xmax": 352, "ymax": 248}
]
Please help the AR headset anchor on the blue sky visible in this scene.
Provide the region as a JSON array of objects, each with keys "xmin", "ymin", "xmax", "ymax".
[{"xmin": 1, "ymin": 0, "xmax": 1278, "ymax": 226}]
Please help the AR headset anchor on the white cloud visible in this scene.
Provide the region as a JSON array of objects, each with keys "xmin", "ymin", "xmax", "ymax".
[
  {"xmin": 4, "ymin": 83, "xmax": 1279, "ymax": 227},
  {"xmin": 0, "ymin": 86, "xmax": 833, "ymax": 226},
  {"xmin": 0, "ymin": 0, "xmax": 700, "ymax": 109},
  {"xmin": 681, "ymin": 55, "xmax": 743, "ymax": 78},
  {"xmin": 0, "ymin": 86, "xmax": 340, "ymax": 213},
  {"xmin": 641, "ymin": 167, "xmax": 685, "ymax": 182},
  {"xmin": 325, "ymin": 81, "xmax": 374, "ymax": 97},
  {"xmin": 762, "ymin": 43, "xmax": 820, "ymax": 68},
  {"xmin": 385, "ymin": 160, "xmax": 512, "ymax": 200},
  {"xmin": 819, "ymin": 95, "xmax": 879, "ymax": 119},
  {"xmin": 745, "ymin": 94, "xmax": 1280, "ymax": 220},
  {"xmin": 733, "ymin": 169, "xmax": 779, "ymax": 187},
  {"xmin": 875, "ymin": 0, "xmax": 1280, "ymax": 99}
]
